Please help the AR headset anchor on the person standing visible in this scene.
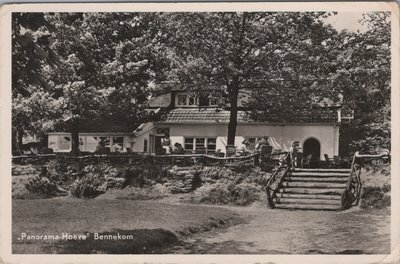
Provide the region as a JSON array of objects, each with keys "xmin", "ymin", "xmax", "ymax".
[{"xmin": 162, "ymin": 134, "xmax": 172, "ymax": 154}]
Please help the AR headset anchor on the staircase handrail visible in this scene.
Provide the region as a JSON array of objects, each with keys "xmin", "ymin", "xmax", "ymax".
[
  {"xmin": 265, "ymin": 152, "xmax": 291, "ymax": 208},
  {"xmin": 341, "ymin": 150, "xmax": 390, "ymax": 209}
]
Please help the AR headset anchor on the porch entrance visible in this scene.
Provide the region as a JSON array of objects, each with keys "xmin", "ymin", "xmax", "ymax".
[{"xmin": 303, "ymin": 138, "xmax": 321, "ymax": 162}]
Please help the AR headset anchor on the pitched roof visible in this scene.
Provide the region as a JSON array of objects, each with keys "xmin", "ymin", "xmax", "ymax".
[
  {"xmin": 147, "ymin": 93, "xmax": 171, "ymax": 108},
  {"xmin": 157, "ymin": 107, "xmax": 339, "ymax": 125},
  {"xmin": 157, "ymin": 108, "xmax": 251, "ymax": 124}
]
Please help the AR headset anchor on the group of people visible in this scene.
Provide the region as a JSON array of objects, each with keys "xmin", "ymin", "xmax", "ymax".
[
  {"xmin": 238, "ymin": 137, "xmax": 271, "ymax": 156},
  {"xmin": 161, "ymin": 135, "xmax": 185, "ymax": 154},
  {"xmin": 161, "ymin": 134, "xmax": 272, "ymax": 156}
]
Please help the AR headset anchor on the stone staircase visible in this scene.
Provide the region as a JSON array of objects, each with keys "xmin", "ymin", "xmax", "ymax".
[{"xmin": 274, "ymin": 168, "xmax": 351, "ymax": 210}]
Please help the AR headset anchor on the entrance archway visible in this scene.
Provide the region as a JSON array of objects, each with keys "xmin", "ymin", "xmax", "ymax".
[{"xmin": 303, "ymin": 137, "xmax": 321, "ymax": 160}]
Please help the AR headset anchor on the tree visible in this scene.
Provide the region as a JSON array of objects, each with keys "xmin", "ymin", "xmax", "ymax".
[
  {"xmin": 42, "ymin": 13, "xmax": 164, "ymax": 155},
  {"xmin": 162, "ymin": 12, "xmax": 338, "ymax": 145},
  {"xmin": 12, "ymin": 13, "xmax": 59, "ymax": 153},
  {"xmin": 333, "ymin": 12, "xmax": 391, "ymax": 153}
]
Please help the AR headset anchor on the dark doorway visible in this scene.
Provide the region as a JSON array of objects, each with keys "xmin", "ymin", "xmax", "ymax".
[
  {"xmin": 303, "ymin": 138, "xmax": 321, "ymax": 163},
  {"xmin": 154, "ymin": 136, "xmax": 163, "ymax": 154}
]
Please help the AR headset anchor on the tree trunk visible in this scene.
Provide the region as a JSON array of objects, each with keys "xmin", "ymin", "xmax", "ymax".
[
  {"xmin": 227, "ymin": 79, "xmax": 239, "ymax": 145},
  {"xmin": 70, "ymin": 118, "xmax": 80, "ymax": 156},
  {"xmin": 16, "ymin": 128, "xmax": 24, "ymax": 154}
]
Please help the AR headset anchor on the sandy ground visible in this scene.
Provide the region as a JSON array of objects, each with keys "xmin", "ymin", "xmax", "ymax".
[
  {"xmin": 12, "ymin": 197, "xmax": 390, "ymax": 254},
  {"xmin": 174, "ymin": 205, "xmax": 391, "ymax": 254},
  {"xmin": 12, "ymin": 199, "xmax": 242, "ymax": 254}
]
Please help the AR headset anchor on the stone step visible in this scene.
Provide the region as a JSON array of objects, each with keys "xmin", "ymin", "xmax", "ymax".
[
  {"xmin": 275, "ymin": 197, "xmax": 341, "ymax": 205},
  {"xmin": 285, "ymin": 176, "xmax": 348, "ymax": 183},
  {"xmin": 290, "ymin": 172, "xmax": 349, "ymax": 177},
  {"xmin": 278, "ymin": 187, "xmax": 344, "ymax": 195},
  {"xmin": 292, "ymin": 168, "xmax": 351, "ymax": 173},
  {"xmin": 274, "ymin": 203, "xmax": 340, "ymax": 211},
  {"xmin": 276, "ymin": 193, "xmax": 341, "ymax": 200},
  {"xmin": 281, "ymin": 182, "xmax": 346, "ymax": 188}
]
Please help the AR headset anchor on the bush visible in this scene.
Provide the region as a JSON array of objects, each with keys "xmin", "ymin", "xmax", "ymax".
[
  {"xmin": 196, "ymin": 181, "xmax": 261, "ymax": 206},
  {"xmin": 200, "ymin": 167, "xmax": 235, "ymax": 183},
  {"xmin": 230, "ymin": 183, "xmax": 261, "ymax": 206},
  {"xmin": 360, "ymin": 186, "xmax": 390, "ymax": 209},
  {"xmin": 25, "ymin": 176, "xmax": 58, "ymax": 198},
  {"xmin": 45, "ymin": 159, "xmax": 81, "ymax": 184},
  {"xmin": 198, "ymin": 182, "xmax": 231, "ymax": 205},
  {"xmin": 229, "ymin": 163, "xmax": 256, "ymax": 175},
  {"xmin": 70, "ymin": 174, "xmax": 105, "ymax": 198}
]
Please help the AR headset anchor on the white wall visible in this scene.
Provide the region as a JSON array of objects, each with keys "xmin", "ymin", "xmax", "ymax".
[
  {"xmin": 48, "ymin": 133, "xmax": 132, "ymax": 153},
  {"xmin": 164, "ymin": 123, "xmax": 339, "ymax": 159},
  {"xmin": 132, "ymin": 122, "xmax": 155, "ymax": 152}
]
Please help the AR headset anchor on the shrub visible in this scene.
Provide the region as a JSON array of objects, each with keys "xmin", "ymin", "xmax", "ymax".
[
  {"xmin": 229, "ymin": 183, "xmax": 261, "ymax": 206},
  {"xmin": 229, "ymin": 163, "xmax": 255, "ymax": 175},
  {"xmin": 360, "ymin": 186, "xmax": 390, "ymax": 209},
  {"xmin": 198, "ymin": 182, "xmax": 231, "ymax": 205},
  {"xmin": 70, "ymin": 174, "xmax": 105, "ymax": 198},
  {"xmin": 200, "ymin": 167, "xmax": 235, "ymax": 183},
  {"xmin": 196, "ymin": 181, "xmax": 261, "ymax": 206},
  {"xmin": 25, "ymin": 176, "xmax": 58, "ymax": 198},
  {"xmin": 45, "ymin": 159, "xmax": 81, "ymax": 184}
]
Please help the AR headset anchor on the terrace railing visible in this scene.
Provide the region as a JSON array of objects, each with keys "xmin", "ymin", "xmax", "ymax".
[
  {"xmin": 340, "ymin": 150, "xmax": 390, "ymax": 210},
  {"xmin": 12, "ymin": 152, "xmax": 261, "ymax": 166}
]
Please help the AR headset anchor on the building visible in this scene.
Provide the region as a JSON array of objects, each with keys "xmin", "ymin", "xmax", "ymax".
[
  {"xmin": 47, "ymin": 132, "xmax": 134, "ymax": 153},
  {"xmin": 47, "ymin": 89, "xmax": 352, "ymax": 160},
  {"xmin": 132, "ymin": 89, "xmax": 352, "ymax": 160}
]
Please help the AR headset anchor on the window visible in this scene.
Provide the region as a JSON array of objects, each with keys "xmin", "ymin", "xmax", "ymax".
[
  {"xmin": 177, "ymin": 94, "xmax": 187, "ymax": 106},
  {"xmin": 184, "ymin": 138, "xmax": 194, "ymax": 151},
  {"xmin": 195, "ymin": 138, "xmax": 205, "ymax": 149},
  {"xmin": 184, "ymin": 137, "xmax": 217, "ymax": 154},
  {"xmin": 209, "ymin": 97, "xmax": 219, "ymax": 106},
  {"xmin": 176, "ymin": 93, "xmax": 198, "ymax": 107},
  {"xmin": 113, "ymin": 137, "xmax": 124, "ymax": 152},
  {"xmin": 199, "ymin": 94, "xmax": 219, "ymax": 107},
  {"xmin": 59, "ymin": 136, "xmax": 71, "ymax": 150},
  {"xmin": 188, "ymin": 96, "xmax": 196, "ymax": 105},
  {"xmin": 207, "ymin": 138, "xmax": 217, "ymax": 153},
  {"xmin": 143, "ymin": 139, "xmax": 148, "ymax": 152},
  {"xmin": 156, "ymin": 127, "xmax": 170, "ymax": 136},
  {"xmin": 100, "ymin": 137, "xmax": 111, "ymax": 148}
]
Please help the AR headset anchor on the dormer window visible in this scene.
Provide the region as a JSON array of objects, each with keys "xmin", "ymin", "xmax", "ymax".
[
  {"xmin": 188, "ymin": 96, "xmax": 197, "ymax": 105},
  {"xmin": 177, "ymin": 94, "xmax": 187, "ymax": 106},
  {"xmin": 175, "ymin": 92, "xmax": 221, "ymax": 107},
  {"xmin": 176, "ymin": 93, "xmax": 199, "ymax": 107}
]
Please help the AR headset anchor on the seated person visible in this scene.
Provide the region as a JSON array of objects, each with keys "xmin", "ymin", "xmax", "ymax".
[
  {"xmin": 95, "ymin": 139, "xmax": 106, "ymax": 153},
  {"xmin": 214, "ymin": 149, "xmax": 225, "ymax": 157},
  {"xmin": 238, "ymin": 140, "xmax": 251, "ymax": 156},
  {"xmin": 172, "ymin": 142, "xmax": 185, "ymax": 154},
  {"xmin": 255, "ymin": 137, "xmax": 270, "ymax": 153}
]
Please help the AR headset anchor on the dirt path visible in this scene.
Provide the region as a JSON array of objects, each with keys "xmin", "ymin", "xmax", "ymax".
[{"xmin": 174, "ymin": 205, "xmax": 390, "ymax": 254}]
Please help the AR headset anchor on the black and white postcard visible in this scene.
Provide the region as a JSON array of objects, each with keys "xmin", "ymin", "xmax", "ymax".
[{"xmin": 0, "ymin": 2, "xmax": 399, "ymax": 264}]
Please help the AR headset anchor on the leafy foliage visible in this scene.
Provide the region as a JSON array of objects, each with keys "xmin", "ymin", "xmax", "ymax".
[
  {"xmin": 12, "ymin": 12, "xmax": 391, "ymax": 155},
  {"xmin": 25, "ymin": 176, "xmax": 58, "ymax": 198},
  {"xmin": 12, "ymin": 13, "xmax": 166, "ymax": 154},
  {"xmin": 339, "ymin": 12, "xmax": 391, "ymax": 153},
  {"xmin": 161, "ymin": 12, "xmax": 341, "ymax": 142},
  {"xmin": 70, "ymin": 174, "xmax": 104, "ymax": 198}
]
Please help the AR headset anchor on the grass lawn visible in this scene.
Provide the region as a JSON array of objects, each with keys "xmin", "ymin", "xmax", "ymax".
[{"xmin": 12, "ymin": 198, "xmax": 242, "ymax": 254}]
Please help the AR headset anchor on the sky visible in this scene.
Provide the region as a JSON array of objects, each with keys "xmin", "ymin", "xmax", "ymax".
[{"xmin": 324, "ymin": 12, "xmax": 369, "ymax": 33}]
